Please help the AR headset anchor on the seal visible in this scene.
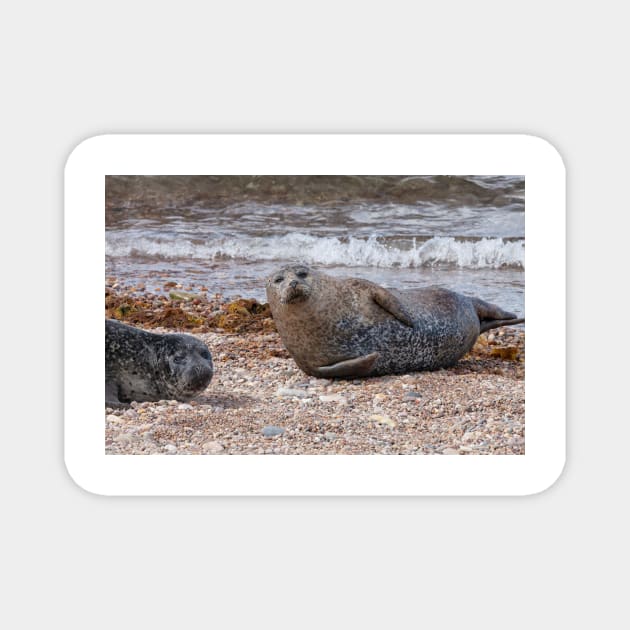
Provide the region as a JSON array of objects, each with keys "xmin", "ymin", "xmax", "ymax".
[
  {"xmin": 266, "ymin": 264, "xmax": 524, "ymax": 378},
  {"xmin": 105, "ymin": 319, "xmax": 214, "ymax": 407}
]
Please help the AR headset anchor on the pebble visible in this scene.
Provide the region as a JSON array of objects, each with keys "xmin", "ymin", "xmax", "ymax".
[
  {"xmin": 262, "ymin": 425, "xmax": 285, "ymax": 437},
  {"xmin": 276, "ymin": 388, "xmax": 309, "ymax": 398},
  {"xmin": 164, "ymin": 444, "xmax": 177, "ymax": 453},
  {"xmin": 324, "ymin": 432, "xmax": 338, "ymax": 441},
  {"xmin": 442, "ymin": 448, "xmax": 459, "ymax": 455},
  {"xmin": 178, "ymin": 403, "xmax": 193, "ymax": 411},
  {"xmin": 202, "ymin": 441, "xmax": 225, "ymax": 454},
  {"xmin": 404, "ymin": 391, "xmax": 422, "ymax": 399},
  {"xmin": 370, "ymin": 414, "xmax": 397, "ymax": 428},
  {"xmin": 113, "ymin": 432, "xmax": 132, "ymax": 443},
  {"xmin": 319, "ymin": 393, "xmax": 348, "ymax": 404}
]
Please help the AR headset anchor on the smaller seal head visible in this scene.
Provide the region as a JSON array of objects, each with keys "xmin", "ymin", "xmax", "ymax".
[
  {"xmin": 267, "ymin": 264, "xmax": 314, "ymax": 305},
  {"xmin": 159, "ymin": 334, "xmax": 214, "ymax": 400}
]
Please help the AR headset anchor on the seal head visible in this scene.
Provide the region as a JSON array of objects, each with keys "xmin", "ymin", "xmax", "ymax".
[
  {"xmin": 157, "ymin": 333, "xmax": 215, "ymax": 399},
  {"xmin": 270, "ymin": 265, "xmax": 313, "ymax": 304}
]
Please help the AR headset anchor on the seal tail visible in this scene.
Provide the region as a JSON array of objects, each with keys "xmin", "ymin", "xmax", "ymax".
[{"xmin": 471, "ymin": 297, "xmax": 525, "ymax": 333}]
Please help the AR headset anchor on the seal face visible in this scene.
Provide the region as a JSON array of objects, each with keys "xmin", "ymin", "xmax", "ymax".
[
  {"xmin": 105, "ymin": 319, "xmax": 214, "ymax": 406},
  {"xmin": 266, "ymin": 264, "xmax": 524, "ymax": 378},
  {"xmin": 270, "ymin": 265, "xmax": 313, "ymax": 304}
]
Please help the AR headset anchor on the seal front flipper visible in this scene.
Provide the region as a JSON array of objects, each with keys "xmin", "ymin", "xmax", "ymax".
[
  {"xmin": 371, "ymin": 286, "xmax": 415, "ymax": 328},
  {"xmin": 314, "ymin": 352, "xmax": 380, "ymax": 378},
  {"xmin": 105, "ymin": 379, "xmax": 128, "ymax": 409}
]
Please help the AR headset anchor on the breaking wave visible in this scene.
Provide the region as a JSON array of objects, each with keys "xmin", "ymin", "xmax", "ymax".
[{"xmin": 106, "ymin": 232, "xmax": 524, "ymax": 269}]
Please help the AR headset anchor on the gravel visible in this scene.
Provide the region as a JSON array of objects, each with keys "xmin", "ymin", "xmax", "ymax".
[{"xmin": 105, "ymin": 326, "xmax": 525, "ymax": 455}]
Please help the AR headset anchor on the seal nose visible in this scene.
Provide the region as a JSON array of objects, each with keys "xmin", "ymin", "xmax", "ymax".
[
  {"xmin": 190, "ymin": 365, "xmax": 213, "ymax": 389},
  {"xmin": 289, "ymin": 280, "xmax": 298, "ymax": 289}
]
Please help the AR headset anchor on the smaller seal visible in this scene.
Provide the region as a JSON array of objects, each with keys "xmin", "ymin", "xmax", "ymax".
[{"xmin": 105, "ymin": 319, "xmax": 213, "ymax": 407}]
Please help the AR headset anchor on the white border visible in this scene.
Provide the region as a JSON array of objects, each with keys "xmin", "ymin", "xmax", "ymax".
[{"xmin": 64, "ymin": 134, "xmax": 565, "ymax": 496}]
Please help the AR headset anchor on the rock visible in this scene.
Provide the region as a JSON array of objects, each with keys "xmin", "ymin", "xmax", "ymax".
[
  {"xmin": 442, "ymin": 448, "xmax": 459, "ymax": 455},
  {"xmin": 202, "ymin": 441, "xmax": 225, "ymax": 454},
  {"xmin": 324, "ymin": 432, "xmax": 337, "ymax": 441},
  {"xmin": 169, "ymin": 290, "xmax": 196, "ymax": 301},
  {"xmin": 370, "ymin": 414, "xmax": 397, "ymax": 427},
  {"xmin": 262, "ymin": 425, "xmax": 285, "ymax": 437},
  {"xmin": 404, "ymin": 391, "xmax": 422, "ymax": 399},
  {"xmin": 178, "ymin": 403, "xmax": 193, "ymax": 410},
  {"xmin": 164, "ymin": 444, "xmax": 177, "ymax": 453},
  {"xmin": 319, "ymin": 393, "xmax": 348, "ymax": 404},
  {"xmin": 276, "ymin": 388, "xmax": 309, "ymax": 398}
]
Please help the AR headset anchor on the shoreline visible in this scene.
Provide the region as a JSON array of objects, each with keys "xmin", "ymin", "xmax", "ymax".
[{"xmin": 105, "ymin": 283, "xmax": 525, "ymax": 455}]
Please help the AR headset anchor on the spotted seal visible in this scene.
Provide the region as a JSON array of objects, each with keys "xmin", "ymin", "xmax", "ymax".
[
  {"xmin": 105, "ymin": 319, "xmax": 214, "ymax": 407},
  {"xmin": 266, "ymin": 264, "xmax": 524, "ymax": 378}
]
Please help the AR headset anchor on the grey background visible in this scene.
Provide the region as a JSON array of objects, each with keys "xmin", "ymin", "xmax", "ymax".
[{"xmin": 3, "ymin": 1, "xmax": 625, "ymax": 628}]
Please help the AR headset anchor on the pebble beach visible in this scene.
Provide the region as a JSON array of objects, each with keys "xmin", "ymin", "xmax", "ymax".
[{"xmin": 105, "ymin": 282, "xmax": 525, "ymax": 456}]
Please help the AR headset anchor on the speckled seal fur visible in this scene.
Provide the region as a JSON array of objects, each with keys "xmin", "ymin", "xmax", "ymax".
[
  {"xmin": 266, "ymin": 264, "xmax": 524, "ymax": 378},
  {"xmin": 105, "ymin": 319, "xmax": 214, "ymax": 407}
]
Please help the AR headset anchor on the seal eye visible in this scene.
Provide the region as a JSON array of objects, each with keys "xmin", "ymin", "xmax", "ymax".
[
  {"xmin": 173, "ymin": 355, "xmax": 185, "ymax": 364},
  {"xmin": 296, "ymin": 271, "xmax": 308, "ymax": 279},
  {"xmin": 274, "ymin": 276, "xmax": 284, "ymax": 284}
]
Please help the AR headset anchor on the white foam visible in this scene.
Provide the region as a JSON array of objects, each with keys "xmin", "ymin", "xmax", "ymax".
[{"xmin": 106, "ymin": 233, "xmax": 525, "ymax": 269}]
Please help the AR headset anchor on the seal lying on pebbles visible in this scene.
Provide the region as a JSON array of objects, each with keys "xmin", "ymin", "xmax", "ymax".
[
  {"xmin": 105, "ymin": 319, "xmax": 213, "ymax": 406},
  {"xmin": 266, "ymin": 264, "xmax": 524, "ymax": 378}
]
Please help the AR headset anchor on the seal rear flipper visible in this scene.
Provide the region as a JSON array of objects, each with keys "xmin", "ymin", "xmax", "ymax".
[
  {"xmin": 314, "ymin": 352, "xmax": 380, "ymax": 378},
  {"xmin": 371, "ymin": 286, "xmax": 415, "ymax": 327},
  {"xmin": 472, "ymin": 296, "xmax": 518, "ymax": 321},
  {"xmin": 479, "ymin": 317, "xmax": 525, "ymax": 333},
  {"xmin": 471, "ymin": 297, "xmax": 524, "ymax": 333}
]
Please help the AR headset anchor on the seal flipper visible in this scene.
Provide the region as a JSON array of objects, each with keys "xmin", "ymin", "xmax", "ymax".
[
  {"xmin": 471, "ymin": 297, "xmax": 525, "ymax": 333},
  {"xmin": 106, "ymin": 379, "xmax": 129, "ymax": 409},
  {"xmin": 371, "ymin": 286, "xmax": 415, "ymax": 328},
  {"xmin": 314, "ymin": 352, "xmax": 380, "ymax": 378},
  {"xmin": 479, "ymin": 317, "xmax": 525, "ymax": 333}
]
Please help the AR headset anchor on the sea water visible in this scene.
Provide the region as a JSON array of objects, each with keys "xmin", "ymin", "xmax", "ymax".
[{"xmin": 105, "ymin": 176, "xmax": 525, "ymax": 315}]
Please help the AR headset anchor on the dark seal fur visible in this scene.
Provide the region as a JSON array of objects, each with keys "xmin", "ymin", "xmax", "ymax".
[
  {"xmin": 105, "ymin": 319, "xmax": 214, "ymax": 407},
  {"xmin": 266, "ymin": 264, "xmax": 524, "ymax": 378}
]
